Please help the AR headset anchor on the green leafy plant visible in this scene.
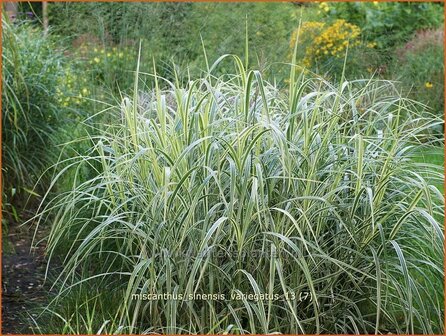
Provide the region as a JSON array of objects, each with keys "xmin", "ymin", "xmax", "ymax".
[
  {"xmin": 2, "ymin": 20, "xmax": 70, "ymax": 216},
  {"xmin": 34, "ymin": 52, "xmax": 444, "ymax": 333}
]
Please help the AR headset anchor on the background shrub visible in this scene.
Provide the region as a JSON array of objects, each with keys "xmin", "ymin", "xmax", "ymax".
[
  {"xmin": 289, "ymin": 18, "xmax": 384, "ymax": 79},
  {"xmin": 322, "ymin": 2, "xmax": 443, "ymax": 48},
  {"xmin": 395, "ymin": 28, "xmax": 444, "ymax": 122}
]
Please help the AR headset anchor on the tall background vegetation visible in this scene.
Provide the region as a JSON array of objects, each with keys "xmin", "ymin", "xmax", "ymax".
[{"xmin": 2, "ymin": 20, "xmax": 68, "ymax": 219}]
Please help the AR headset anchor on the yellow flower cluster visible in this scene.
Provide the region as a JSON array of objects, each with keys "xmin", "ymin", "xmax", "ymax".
[
  {"xmin": 290, "ymin": 19, "xmax": 362, "ymax": 67},
  {"xmin": 318, "ymin": 2, "xmax": 330, "ymax": 13},
  {"xmin": 290, "ymin": 21, "xmax": 325, "ymax": 47},
  {"xmin": 56, "ymin": 68, "xmax": 91, "ymax": 107},
  {"xmin": 86, "ymin": 46, "xmax": 127, "ymax": 65}
]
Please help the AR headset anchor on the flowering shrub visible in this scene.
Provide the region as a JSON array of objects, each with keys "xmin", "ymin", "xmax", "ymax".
[{"xmin": 290, "ymin": 19, "xmax": 364, "ymax": 68}]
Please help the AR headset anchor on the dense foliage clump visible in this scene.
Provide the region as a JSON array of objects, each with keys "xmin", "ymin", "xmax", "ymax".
[
  {"xmin": 2, "ymin": 21, "xmax": 69, "ymax": 215},
  {"xmin": 36, "ymin": 57, "xmax": 444, "ymax": 334}
]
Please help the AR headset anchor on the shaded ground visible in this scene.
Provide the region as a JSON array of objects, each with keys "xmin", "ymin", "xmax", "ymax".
[{"xmin": 2, "ymin": 214, "xmax": 56, "ymax": 334}]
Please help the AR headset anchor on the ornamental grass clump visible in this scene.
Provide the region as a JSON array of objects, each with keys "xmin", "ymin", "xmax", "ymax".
[
  {"xmin": 2, "ymin": 19, "xmax": 70, "ymax": 217},
  {"xmin": 36, "ymin": 54, "xmax": 444, "ymax": 334}
]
